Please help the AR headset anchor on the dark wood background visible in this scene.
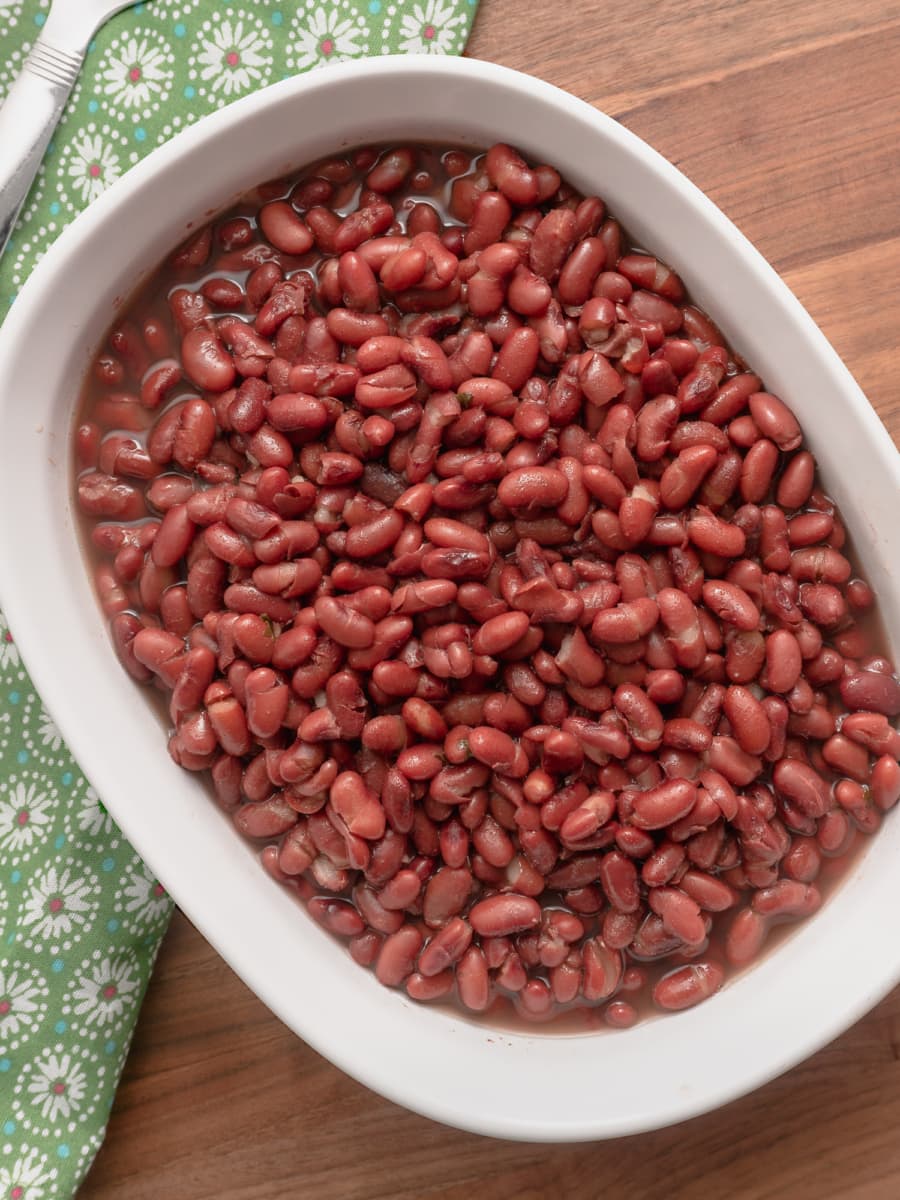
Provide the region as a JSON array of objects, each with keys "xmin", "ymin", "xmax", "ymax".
[{"xmin": 81, "ymin": 1, "xmax": 900, "ymax": 1195}]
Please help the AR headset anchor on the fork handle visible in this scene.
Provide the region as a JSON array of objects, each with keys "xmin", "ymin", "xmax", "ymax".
[{"xmin": 0, "ymin": 39, "xmax": 85, "ymax": 258}]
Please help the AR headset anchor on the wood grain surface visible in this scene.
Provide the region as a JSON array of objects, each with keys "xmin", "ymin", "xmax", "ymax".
[{"xmin": 80, "ymin": 2, "xmax": 900, "ymax": 1196}]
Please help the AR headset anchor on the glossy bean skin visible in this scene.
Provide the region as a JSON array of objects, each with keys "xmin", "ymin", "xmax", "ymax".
[{"xmin": 75, "ymin": 139, "xmax": 899, "ymax": 1031}]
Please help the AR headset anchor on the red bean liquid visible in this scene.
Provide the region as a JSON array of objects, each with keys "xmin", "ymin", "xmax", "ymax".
[{"xmin": 73, "ymin": 142, "xmax": 900, "ymax": 1030}]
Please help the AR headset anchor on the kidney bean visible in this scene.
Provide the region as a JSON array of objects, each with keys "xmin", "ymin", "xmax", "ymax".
[
  {"xmin": 306, "ymin": 897, "xmax": 365, "ymax": 940},
  {"xmin": 840, "ymin": 669, "xmax": 900, "ymax": 717},
  {"xmin": 375, "ymin": 925, "xmax": 423, "ymax": 987},
  {"xmin": 678, "ymin": 347, "xmax": 728, "ymax": 413},
  {"xmin": 628, "ymin": 289, "xmax": 682, "ymax": 335},
  {"xmin": 581, "ymin": 939, "xmax": 624, "ymax": 1001},
  {"xmin": 681, "ymin": 869, "xmax": 738, "ymax": 912},
  {"xmin": 469, "ymin": 894, "xmax": 541, "ymax": 938},
  {"xmin": 526, "ymin": 207, "xmax": 575, "ymax": 282},
  {"xmin": 558, "ymin": 237, "xmax": 606, "ymax": 306},
  {"xmin": 146, "ymin": 504, "xmax": 193, "ymax": 569},
  {"xmin": 648, "ymin": 888, "xmax": 707, "ymax": 946},
  {"xmin": 495, "ymin": 465, "xmax": 567, "ymax": 511},
  {"xmin": 782, "ymin": 838, "xmax": 821, "ymax": 884},
  {"xmin": 701, "ymin": 580, "xmax": 760, "ymax": 631},
  {"xmin": 831, "ymin": 625, "xmax": 866, "ymax": 659},
  {"xmin": 424, "ymin": 517, "xmax": 490, "ymax": 556},
  {"xmin": 420, "ymin": 547, "xmax": 492, "ymax": 582},
  {"xmin": 456, "ymin": 946, "xmax": 491, "ymax": 1011},
  {"xmin": 180, "ymin": 327, "xmax": 235, "ymax": 393},
  {"xmin": 460, "ymin": 189, "xmax": 510, "ymax": 255},
  {"xmin": 375, "ymin": 869, "xmax": 420, "ymax": 912},
  {"xmin": 630, "ymin": 780, "xmax": 697, "ymax": 831},
  {"xmin": 689, "ymin": 509, "xmax": 746, "ymax": 557},
  {"xmin": 330, "ymin": 772, "xmax": 385, "ymax": 841},
  {"xmin": 660, "ymin": 445, "xmax": 718, "ymax": 509},
  {"xmin": 416, "ymin": 917, "xmax": 472, "ymax": 977},
  {"xmin": 78, "ymin": 472, "xmax": 146, "ymax": 521},
  {"xmin": 233, "ymin": 795, "xmax": 298, "ymax": 839},
  {"xmin": 841, "ymin": 712, "xmax": 900, "ymax": 758},
  {"xmin": 617, "ymin": 253, "xmax": 683, "ymax": 301},
  {"xmin": 670, "ymin": 423, "xmax": 730, "ymax": 456},
  {"xmin": 739, "ymin": 438, "xmax": 778, "ymax": 504},
  {"xmin": 256, "ymin": 201, "xmax": 312, "ymax": 256},
  {"xmin": 723, "ymin": 686, "xmax": 771, "ymax": 756},
  {"xmin": 640, "ymin": 841, "xmax": 685, "ymax": 888},
  {"xmin": 147, "ymin": 473, "xmax": 194, "ymax": 513},
  {"xmin": 787, "ymin": 511, "xmax": 834, "ymax": 548},
  {"xmin": 636, "ymin": 396, "xmax": 680, "ymax": 464},
  {"xmin": 591, "ymin": 597, "xmax": 659, "ymax": 644},
  {"xmin": 752, "ymin": 880, "xmax": 821, "ymax": 919},
  {"xmin": 470, "ymin": 611, "xmax": 528, "ymax": 657},
  {"xmin": 662, "ymin": 718, "xmax": 711, "ymax": 753},
  {"xmin": 725, "ymin": 908, "xmax": 768, "ymax": 966},
  {"xmin": 763, "ymin": 628, "xmax": 803, "ymax": 694},
  {"xmin": 558, "ymin": 790, "xmax": 614, "ymax": 842},
  {"xmin": 745, "ymin": 392, "xmax": 802, "ymax": 451},
  {"xmin": 346, "ymin": 927, "xmax": 382, "ymax": 968},
  {"xmin": 360, "ymin": 715, "xmax": 405, "ymax": 756},
  {"xmin": 464, "ymin": 727, "xmax": 517, "ymax": 775},
  {"xmin": 131, "ymin": 627, "xmax": 187, "ymax": 686},
  {"xmin": 616, "ymin": 826, "xmax": 656, "ymax": 859},
  {"xmin": 314, "ymin": 596, "xmax": 375, "ymax": 649},
  {"xmin": 645, "ymin": 669, "xmax": 685, "ymax": 706},
  {"xmin": 772, "ymin": 758, "xmax": 833, "ymax": 819},
  {"xmin": 696, "ymin": 450, "xmax": 739, "ymax": 512},
  {"xmin": 613, "ymin": 683, "xmax": 663, "ymax": 750},
  {"xmin": 547, "ymin": 953, "xmax": 581, "ymax": 1005},
  {"xmin": 110, "ymin": 613, "xmax": 153, "ymax": 682},
  {"xmin": 657, "ymin": 587, "xmax": 705, "ymax": 669},
  {"xmin": 264, "ymin": 392, "xmax": 327, "ymax": 435},
  {"xmin": 555, "ymin": 627, "xmax": 605, "ymax": 689},
  {"xmin": 484, "ymin": 142, "xmax": 539, "ymax": 205},
  {"xmin": 789, "ymin": 546, "xmax": 852, "ymax": 585},
  {"xmin": 707, "ymin": 736, "xmax": 762, "ymax": 788},
  {"xmin": 653, "ymin": 962, "xmax": 723, "ymax": 1011},
  {"xmin": 798, "ymin": 582, "xmax": 846, "ymax": 628},
  {"xmin": 870, "ymin": 756, "xmax": 900, "ymax": 810},
  {"xmin": 361, "ymin": 147, "xmax": 413, "ymax": 194},
  {"xmin": 167, "ymin": 290, "xmax": 210, "ymax": 338},
  {"xmin": 397, "ymin": 743, "xmax": 444, "ymax": 781},
  {"xmin": 729, "ymin": 415, "xmax": 763, "ymax": 449},
  {"xmin": 813, "ymin": 807, "xmax": 849, "ymax": 857},
  {"xmin": 698, "ymin": 372, "xmax": 758, "ymax": 425},
  {"xmin": 242, "ymin": 667, "xmax": 288, "ymax": 739}
]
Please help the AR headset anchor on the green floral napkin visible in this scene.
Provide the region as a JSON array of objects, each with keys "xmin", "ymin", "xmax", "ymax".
[{"xmin": 0, "ymin": 2, "xmax": 480, "ymax": 1195}]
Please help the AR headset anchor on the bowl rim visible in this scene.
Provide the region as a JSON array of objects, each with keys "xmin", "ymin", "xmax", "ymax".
[{"xmin": 0, "ymin": 53, "xmax": 899, "ymax": 1142}]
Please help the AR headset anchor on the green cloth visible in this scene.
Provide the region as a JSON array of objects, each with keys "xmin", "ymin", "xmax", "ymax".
[{"xmin": 0, "ymin": 2, "xmax": 480, "ymax": 1194}]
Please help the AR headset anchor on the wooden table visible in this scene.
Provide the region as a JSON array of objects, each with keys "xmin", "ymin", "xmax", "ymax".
[{"xmin": 80, "ymin": 2, "xmax": 900, "ymax": 1196}]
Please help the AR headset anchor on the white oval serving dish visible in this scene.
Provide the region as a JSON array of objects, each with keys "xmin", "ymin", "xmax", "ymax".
[{"xmin": 0, "ymin": 56, "xmax": 897, "ymax": 1142}]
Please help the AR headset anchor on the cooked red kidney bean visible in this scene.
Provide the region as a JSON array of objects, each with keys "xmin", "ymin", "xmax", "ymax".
[
  {"xmin": 76, "ymin": 140, "xmax": 899, "ymax": 1031},
  {"xmin": 258, "ymin": 201, "xmax": 314, "ymax": 256},
  {"xmin": 653, "ymin": 963, "xmax": 724, "ymax": 1011},
  {"xmin": 469, "ymin": 894, "xmax": 541, "ymax": 937},
  {"xmin": 840, "ymin": 670, "xmax": 900, "ymax": 717},
  {"xmin": 630, "ymin": 779, "xmax": 697, "ymax": 830},
  {"xmin": 648, "ymin": 887, "xmax": 707, "ymax": 946}
]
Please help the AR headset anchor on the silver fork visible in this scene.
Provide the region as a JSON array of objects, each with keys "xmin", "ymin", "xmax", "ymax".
[{"xmin": 0, "ymin": 0, "xmax": 147, "ymax": 257}]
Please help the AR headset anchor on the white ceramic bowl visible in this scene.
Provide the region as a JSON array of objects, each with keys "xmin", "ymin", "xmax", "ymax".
[{"xmin": 0, "ymin": 56, "xmax": 897, "ymax": 1142}]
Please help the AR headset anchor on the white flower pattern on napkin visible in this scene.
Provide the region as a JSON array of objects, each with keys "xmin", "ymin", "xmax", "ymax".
[
  {"xmin": 290, "ymin": 2, "xmax": 366, "ymax": 72},
  {"xmin": 21, "ymin": 865, "xmax": 98, "ymax": 942},
  {"xmin": 25, "ymin": 1051, "xmax": 88, "ymax": 1122}
]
